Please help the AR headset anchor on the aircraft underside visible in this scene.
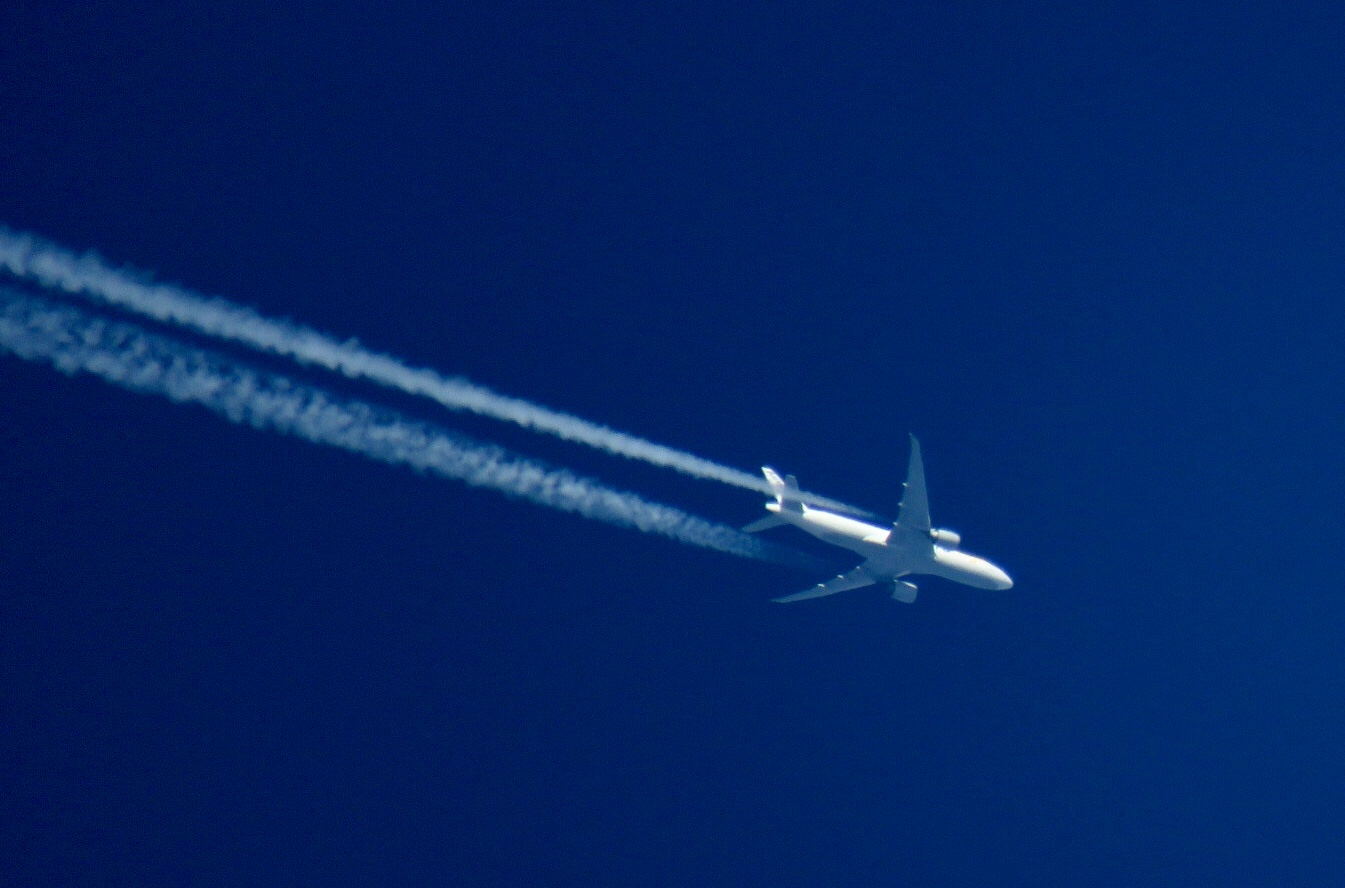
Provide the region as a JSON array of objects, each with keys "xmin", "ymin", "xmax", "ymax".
[{"xmin": 746, "ymin": 436, "xmax": 1012, "ymax": 603}]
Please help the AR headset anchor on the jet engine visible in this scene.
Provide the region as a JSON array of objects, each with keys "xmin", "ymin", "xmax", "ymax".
[
  {"xmin": 929, "ymin": 528, "xmax": 961, "ymax": 549},
  {"xmin": 891, "ymin": 580, "xmax": 918, "ymax": 603}
]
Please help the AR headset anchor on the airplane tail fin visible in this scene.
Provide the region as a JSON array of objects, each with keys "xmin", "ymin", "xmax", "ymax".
[
  {"xmin": 762, "ymin": 467, "xmax": 805, "ymax": 514},
  {"xmin": 744, "ymin": 467, "xmax": 803, "ymax": 532}
]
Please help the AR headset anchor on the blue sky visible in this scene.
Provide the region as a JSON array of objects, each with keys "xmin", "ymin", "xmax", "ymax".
[{"xmin": 3, "ymin": 2, "xmax": 1345, "ymax": 884}]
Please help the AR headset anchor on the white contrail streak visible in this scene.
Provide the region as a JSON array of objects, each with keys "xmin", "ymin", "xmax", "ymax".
[
  {"xmin": 0, "ymin": 228, "xmax": 866, "ymax": 516},
  {"xmin": 0, "ymin": 289, "xmax": 824, "ymax": 570}
]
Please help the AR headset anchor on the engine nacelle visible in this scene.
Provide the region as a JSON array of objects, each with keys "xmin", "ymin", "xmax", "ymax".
[
  {"xmin": 891, "ymin": 580, "xmax": 918, "ymax": 603},
  {"xmin": 929, "ymin": 528, "xmax": 961, "ymax": 549}
]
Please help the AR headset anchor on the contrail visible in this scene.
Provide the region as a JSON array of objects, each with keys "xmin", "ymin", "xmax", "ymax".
[
  {"xmin": 0, "ymin": 289, "xmax": 825, "ymax": 571},
  {"xmin": 0, "ymin": 228, "xmax": 866, "ymax": 516}
]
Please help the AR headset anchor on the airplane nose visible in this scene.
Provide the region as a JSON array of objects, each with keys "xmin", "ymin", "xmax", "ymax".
[{"xmin": 989, "ymin": 566, "xmax": 1013, "ymax": 590}]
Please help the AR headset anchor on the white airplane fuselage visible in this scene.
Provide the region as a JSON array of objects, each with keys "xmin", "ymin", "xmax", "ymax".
[{"xmin": 765, "ymin": 501, "xmax": 1013, "ymax": 591}]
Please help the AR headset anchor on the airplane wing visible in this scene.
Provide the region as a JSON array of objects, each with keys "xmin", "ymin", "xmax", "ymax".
[
  {"xmin": 773, "ymin": 566, "xmax": 876, "ymax": 603},
  {"xmin": 895, "ymin": 434, "xmax": 931, "ymax": 533}
]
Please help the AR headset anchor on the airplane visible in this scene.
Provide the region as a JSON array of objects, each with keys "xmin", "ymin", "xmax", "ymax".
[{"xmin": 744, "ymin": 435, "xmax": 1012, "ymax": 603}]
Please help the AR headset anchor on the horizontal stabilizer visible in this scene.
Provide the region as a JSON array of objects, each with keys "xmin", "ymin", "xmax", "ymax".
[
  {"xmin": 773, "ymin": 567, "xmax": 876, "ymax": 603},
  {"xmin": 742, "ymin": 514, "xmax": 789, "ymax": 533}
]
